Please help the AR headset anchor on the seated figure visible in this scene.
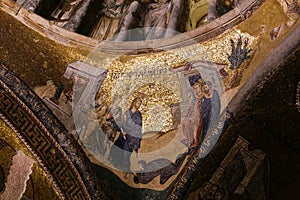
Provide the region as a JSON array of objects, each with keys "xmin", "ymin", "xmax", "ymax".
[
  {"xmin": 143, "ymin": 0, "xmax": 182, "ymax": 39},
  {"xmin": 16, "ymin": 0, "xmax": 43, "ymax": 12},
  {"xmin": 80, "ymin": 93, "xmax": 108, "ymax": 156},
  {"xmin": 115, "ymin": 0, "xmax": 183, "ymax": 41},
  {"xmin": 50, "ymin": 0, "xmax": 93, "ymax": 31},
  {"xmin": 207, "ymin": 0, "xmax": 218, "ymax": 22},
  {"xmin": 89, "ymin": 0, "xmax": 136, "ymax": 41}
]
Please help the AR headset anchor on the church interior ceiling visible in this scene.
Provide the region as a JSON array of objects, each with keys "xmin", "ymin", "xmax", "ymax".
[{"xmin": 0, "ymin": 0, "xmax": 299, "ymax": 199}]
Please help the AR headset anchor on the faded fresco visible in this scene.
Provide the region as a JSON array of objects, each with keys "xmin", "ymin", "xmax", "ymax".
[
  {"xmin": 63, "ymin": 60, "xmax": 226, "ymax": 190},
  {"xmin": 30, "ymin": 27, "xmax": 257, "ymax": 190},
  {"xmin": 1, "ymin": 0, "xmax": 299, "ymax": 198}
]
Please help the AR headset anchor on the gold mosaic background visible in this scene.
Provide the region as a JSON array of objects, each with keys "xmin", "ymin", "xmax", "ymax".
[{"xmin": 86, "ymin": 29, "xmax": 257, "ymax": 133}]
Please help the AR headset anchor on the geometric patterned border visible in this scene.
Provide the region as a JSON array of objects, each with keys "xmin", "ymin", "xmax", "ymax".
[{"xmin": 0, "ymin": 63, "xmax": 108, "ymax": 200}]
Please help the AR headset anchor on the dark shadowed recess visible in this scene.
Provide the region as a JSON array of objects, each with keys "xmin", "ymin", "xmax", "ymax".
[{"xmin": 185, "ymin": 45, "xmax": 300, "ymax": 199}]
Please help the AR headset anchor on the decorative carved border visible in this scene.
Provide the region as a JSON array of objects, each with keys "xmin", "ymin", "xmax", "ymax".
[{"xmin": 0, "ymin": 63, "xmax": 108, "ymax": 200}]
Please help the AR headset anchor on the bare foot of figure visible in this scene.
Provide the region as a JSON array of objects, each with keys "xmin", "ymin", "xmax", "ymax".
[{"xmin": 124, "ymin": 172, "xmax": 130, "ymax": 179}]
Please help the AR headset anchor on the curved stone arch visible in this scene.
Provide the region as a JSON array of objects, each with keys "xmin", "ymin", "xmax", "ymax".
[
  {"xmin": 1, "ymin": 0, "xmax": 265, "ymax": 53},
  {"xmin": 0, "ymin": 63, "xmax": 108, "ymax": 200}
]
